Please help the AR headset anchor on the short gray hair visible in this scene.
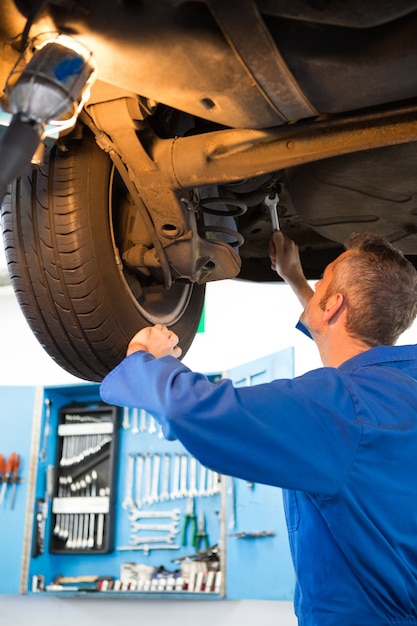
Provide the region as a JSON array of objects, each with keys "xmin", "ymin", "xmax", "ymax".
[{"xmin": 320, "ymin": 233, "xmax": 417, "ymax": 346}]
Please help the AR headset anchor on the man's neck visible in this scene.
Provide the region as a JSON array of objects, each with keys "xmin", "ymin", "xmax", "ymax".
[{"xmin": 318, "ymin": 331, "xmax": 371, "ymax": 368}]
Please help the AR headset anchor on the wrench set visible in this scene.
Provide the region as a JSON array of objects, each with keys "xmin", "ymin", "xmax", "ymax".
[
  {"xmin": 49, "ymin": 403, "xmax": 120, "ymax": 554},
  {"xmin": 119, "ymin": 451, "xmax": 221, "ymax": 552},
  {"xmin": 122, "ymin": 452, "xmax": 221, "ymax": 511}
]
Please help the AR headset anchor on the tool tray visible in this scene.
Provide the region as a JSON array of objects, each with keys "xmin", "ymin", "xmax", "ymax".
[{"xmin": 49, "ymin": 403, "xmax": 120, "ymax": 554}]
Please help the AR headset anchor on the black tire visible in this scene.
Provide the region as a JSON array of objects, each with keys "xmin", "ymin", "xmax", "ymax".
[{"xmin": 0, "ymin": 129, "xmax": 205, "ymax": 382}]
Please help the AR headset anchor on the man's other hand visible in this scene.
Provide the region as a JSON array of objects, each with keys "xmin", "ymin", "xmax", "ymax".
[{"xmin": 127, "ymin": 324, "xmax": 182, "ymax": 359}]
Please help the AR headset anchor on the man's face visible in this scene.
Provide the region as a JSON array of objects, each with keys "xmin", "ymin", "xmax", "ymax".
[{"xmin": 300, "ymin": 251, "xmax": 351, "ymax": 337}]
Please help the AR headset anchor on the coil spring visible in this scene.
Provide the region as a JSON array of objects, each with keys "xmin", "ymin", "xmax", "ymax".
[{"xmin": 198, "ymin": 196, "xmax": 247, "ymax": 248}]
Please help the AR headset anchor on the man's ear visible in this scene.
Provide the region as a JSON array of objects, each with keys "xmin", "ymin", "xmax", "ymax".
[{"xmin": 323, "ymin": 292, "xmax": 345, "ymax": 322}]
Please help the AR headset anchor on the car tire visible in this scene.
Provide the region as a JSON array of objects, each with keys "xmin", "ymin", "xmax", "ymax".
[{"xmin": 0, "ymin": 129, "xmax": 205, "ymax": 381}]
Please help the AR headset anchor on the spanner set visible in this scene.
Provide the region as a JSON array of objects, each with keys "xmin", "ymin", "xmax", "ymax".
[{"xmin": 49, "ymin": 403, "xmax": 120, "ymax": 554}]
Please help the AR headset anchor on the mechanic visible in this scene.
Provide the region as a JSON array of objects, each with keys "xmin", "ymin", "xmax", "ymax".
[{"xmin": 100, "ymin": 231, "xmax": 417, "ymax": 626}]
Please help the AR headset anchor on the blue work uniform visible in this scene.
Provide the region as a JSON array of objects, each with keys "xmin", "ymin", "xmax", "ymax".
[{"xmin": 100, "ymin": 344, "xmax": 417, "ymax": 625}]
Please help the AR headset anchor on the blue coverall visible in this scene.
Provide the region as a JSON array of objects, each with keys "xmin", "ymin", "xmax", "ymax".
[{"xmin": 100, "ymin": 343, "xmax": 417, "ymax": 625}]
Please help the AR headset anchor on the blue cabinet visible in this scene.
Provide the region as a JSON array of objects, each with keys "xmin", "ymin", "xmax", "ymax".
[{"xmin": 0, "ymin": 347, "xmax": 295, "ymax": 600}]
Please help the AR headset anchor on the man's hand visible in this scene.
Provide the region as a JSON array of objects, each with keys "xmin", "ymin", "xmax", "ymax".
[
  {"xmin": 269, "ymin": 231, "xmax": 314, "ymax": 307},
  {"xmin": 127, "ymin": 324, "xmax": 182, "ymax": 359}
]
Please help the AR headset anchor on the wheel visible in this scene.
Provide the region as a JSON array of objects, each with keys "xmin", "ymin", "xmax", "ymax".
[{"xmin": 0, "ymin": 128, "xmax": 205, "ymax": 382}]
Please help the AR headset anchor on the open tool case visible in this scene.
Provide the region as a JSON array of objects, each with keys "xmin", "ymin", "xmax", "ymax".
[{"xmin": 49, "ymin": 403, "xmax": 119, "ymax": 554}]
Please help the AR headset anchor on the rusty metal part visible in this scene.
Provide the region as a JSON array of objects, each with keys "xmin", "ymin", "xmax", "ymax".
[
  {"xmin": 85, "ymin": 97, "xmax": 417, "ymax": 284},
  {"xmin": 155, "ymin": 103, "xmax": 417, "ymax": 188},
  {"xmin": 84, "ymin": 99, "xmax": 241, "ymax": 284}
]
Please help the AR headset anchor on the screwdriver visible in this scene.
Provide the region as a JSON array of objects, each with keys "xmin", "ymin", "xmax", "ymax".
[
  {"xmin": 0, "ymin": 452, "xmax": 20, "ymax": 508},
  {"xmin": 9, "ymin": 452, "xmax": 21, "ymax": 510}
]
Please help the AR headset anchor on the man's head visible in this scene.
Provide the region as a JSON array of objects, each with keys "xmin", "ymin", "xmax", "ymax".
[{"xmin": 318, "ymin": 233, "xmax": 417, "ymax": 347}]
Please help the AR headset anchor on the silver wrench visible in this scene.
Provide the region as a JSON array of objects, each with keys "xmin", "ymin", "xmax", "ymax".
[
  {"xmin": 129, "ymin": 534, "xmax": 176, "ymax": 545},
  {"xmin": 128, "ymin": 507, "xmax": 181, "ymax": 521},
  {"xmin": 139, "ymin": 409, "xmax": 148, "ymax": 432},
  {"xmin": 143, "ymin": 454, "xmax": 153, "ymax": 505},
  {"xmin": 122, "ymin": 406, "xmax": 131, "ymax": 430},
  {"xmin": 135, "ymin": 453, "xmax": 144, "ymax": 509},
  {"xmin": 188, "ymin": 457, "xmax": 198, "ymax": 497},
  {"xmin": 179, "ymin": 454, "xmax": 188, "ymax": 498},
  {"xmin": 170, "ymin": 454, "xmax": 181, "ymax": 499},
  {"xmin": 148, "ymin": 415, "xmax": 157, "ymax": 434},
  {"xmin": 150, "ymin": 454, "xmax": 161, "ymax": 504},
  {"xmin": 117, "ymin": 543, "xmax": 181, "ymax": 555},
  {"xmin": 159, "ymin": 454, "xmax": 171, "ymax": 501},
  {"xmin": 264, "ymin": 192, "xmax": 280, "ymax": 231},
  {"xmin": 122, "ymin": 454, "xmax": 135, "ymax": 510},
  {"xmin": 130, "ymin": 521, "xmax": 179, "ymax": 534},
  {"xmin": 198, "ymin": 465, "xmax": 207, "ymax": 497},
  {"xmin": 131, "ymin": 408, "xmax": 139, "ymax": 435}
]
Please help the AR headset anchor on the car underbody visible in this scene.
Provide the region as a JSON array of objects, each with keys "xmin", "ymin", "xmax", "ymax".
[{"xmin": 1, "ymin": 0, "xmax": 417, "ymax": 380}]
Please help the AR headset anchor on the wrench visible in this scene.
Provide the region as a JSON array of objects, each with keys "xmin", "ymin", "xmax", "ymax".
[
  {"xmin": 143, "ymin": 454, "xmax": 152, "ymax": 505},
  {"xmin": 117, "ymin": 543, "xmax": 181, "ymax": 555},
  {"xmin": 122, "ymin": 454, "xmax": 135, "ymax": 510},
  {"xmin": 150, "ymin": 454, "xmax": 161, "ymax": 504},
  {"xmin": 179, "ymin": 454, "xmax": 188, "ymax": 498},
  {"xmin": 129, "ymin": 534, "xmax": 176, "ymax": 545},
  {"xmin": 148, "ymin": 415, "xmax": 157, "ymax": 435},
  {"xmin": 131, "ymin": 408, "xmax": 139, "ymax": 435},
  {"xmin": 264, "ymin": 192, "xmax": 280, "ymax": 232},
  {"xmin": 122, "ymin": 407, "xmax": 131, "ymax": 430},
  {"xmin": 139, "ymin": 409, "xmax": 148, "ymax": 432},
  {"xmin": 135, "ymin": 453, "xmax": 144, "ymax": 509},
  {"xmin": 130, "ymin": 521, "xmax": 179, "ymax": 534},
  {"xmin": 188, "ymin": 457, "xmax": 198, "ymax": 497},
  {"xmin": 87, "ymin": 470, "xmax": 98, "ymax": 548},
  {"xmin": 128, "ymin": 507, "xmax": 181, "ymax": 521},
  {"xmin": 170, "ymin": 454, "xmax": 181, "ymax": 499},
  {"xmin": 198, "ymin": 465, "xmax": 207, "ymax": 497},
  {"xmin": 159, "ymin": 454, "xmax": 171, "ymax": 501}
]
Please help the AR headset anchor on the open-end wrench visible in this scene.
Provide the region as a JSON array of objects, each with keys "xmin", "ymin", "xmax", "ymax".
[
  {"xmin": 150, "ymin": 454, "xmax": 161, "ymax": 504},
  {"xmin": 87, "ymin": 470, "xmax": 97, "ymax": 548},
  {"xmin": 264, "ymin": 192, "xmax": 280, "ymax": 232},
  {"xmin": 188, "ymin": 457, "xmax": 198, "ymax": 497},
  {"xmin": 198, "ymin": 465, "xmax": 207, "ymax": 497},
  {"xmin": 122, "ymin": 454, "xmax": 135, "ymax": 510},
  {"xmin": 131, "ymin": 408, "xmax": 139, "ymax": 435},
  {"xmin": 128, "ymin": 507, "xmax": 181, "ymax": 522},
  {"xmin": 159, "ymin": 454, "xmax": 171, "ymax": 502},
  {"xmin": 148, "ymin": 415, "xmax": 157, "ymax": 435},
  {"xmin": 60, "ymin": 476, "xmax": 72, "ymax": 539},
  {"xmin": 96, "ymin": 487, "xmax": 107, "ymax": 548},
  {"xmin": 139, "ymin": 409, "xmax": 148, "ymax": 432},
  {"xmin": 179, "ymin": 454, "xmax": 188, "ymax": 498},
  {"xmin": 135, "ymin": 453, "xmax": 144, "ymax": 509},
  {"xmin": 170, "ymin": 454, "xmax": 181, "ymax": 500},
  {"xmin": 143, "ymin": 453, "xmax": 152, "ymax": 505},
  {"xmin": 206, "ymin": 469, "xmax": 214, "ymax": 496},
  {"xmin": 130, "ymin": 521, "xmax": 179, "ymax": 534},
  {"xmin": 117, "ymin": 543, "xmax": 181, "ymax": 555},
  {"xmin": 122, "ymin": 407, "xmax": 131, "ymax": 430},
  {"xmin": 129, "ymin": 533, "xmax": 176, "ymax": 545}
]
